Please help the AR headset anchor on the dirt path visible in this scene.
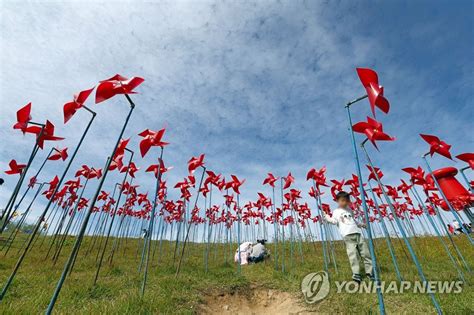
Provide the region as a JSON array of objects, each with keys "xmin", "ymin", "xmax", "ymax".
[{"xmin": 200, "ymin": 288, "xmax": 313, "ymax": 314}]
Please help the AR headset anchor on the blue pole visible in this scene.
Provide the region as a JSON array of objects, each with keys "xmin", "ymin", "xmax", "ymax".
[
  {"xmin": 459, "ymin": 168, "xmax": 472, "ymax": 192},
  {"xmin": 141, "ymin": 147, "xmax": 164, "ymax": 296},
  {"xmin": 346, "ymin": 103, "xmax": 386, "ymax": 315}
]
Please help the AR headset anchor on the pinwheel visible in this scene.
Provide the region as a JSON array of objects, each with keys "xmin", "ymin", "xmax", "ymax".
[
  {"xmin": 95, "ymin": 74, "xmax": 145, "ymax": 104},
  {"xmin": 5, "ymin": 160, "xmax": 26, "ymax": 175},
  {"xmin": 63, "ymin": 87, "xmax": 95, "ymax": 123},
  {"xmin": 263, "ymin": 173, "xmax": 278, "ymax": 187},
  {"xmin": 65, "ymin": 178, "xmax": 82, "ymax": 194},
  {"xmin": 28, "ymin": 176, "xmax": 37, "ymax": 188},
  {"xmin": 367, "ymin": 165, "xmax": 383, "ymax": 181},
  {"xmin": 108, "ymin": 156, "xmax": 124, "ymax": 171},
  {"xmin": 188, "ymin": 154, "xmax": 205, "ymax": 174},
  {"xmin": 402, "ymin": 166, "xmax": 425, "ymax": 185},
  {"xmin": 48, "ymin": 148, "xmax": 68, "ymax": 161},
  {"xmin": 356, "ymin": 68, "xmax": 390, "ymax": 117},
  {"xmin": 199, "ymin": 185, "xmax": 210, "ymax": 197},
  {"xmin": 352, "ymin": 116, "xmax": 395, "ymax": 149},
  {"xmin": 13, "ymin": 103, "xmax": 33, "ymax": 133},
  {"xmin": 307, "ymin": 167, "xmax": 329, "ymax": 189},
  {"xmin": 25, "ymin": 120, "xmax": 64, "ymax": 149},
  {"xmin": 146, "ymin": 158, "xmax": 173, "ymax": 178},
  {"xmin": 330, "ymin": 179, "xmax": 345, "ymax": 200},
  {"xmin": 48, "ymin": 176, "xmax": 60, "ymax": 191},
  {"xmin": 397, "ymin": 180, "xmax": 412, "ymax": 197},
  {"xmin": 114, "ymin": 138, "xmax": 130, "ymax": 160},
  {"xmin": 420, "ymin": 134, "xmax": 452, "ymax": 160},
  {"xmin": 75, "ymin": 165, "xmax": 93, "ymax": 178},
  {"xmin": 120, "ymin": 162, "xmax": 139, "ymax": 178},
  {"xmin": 456, "ymin": 153, "xmax": 474, "ymax": 170},
  {"xmin": 225, "ymin": 175, "xmax": 245, "ymax": 194},
  {"xmin": 138, "ymin": 129, "xmax": 168, "ymax": 157},
  {"xmin": 283, "ymin": 172, "xmax": 294, "ymax": 189}
]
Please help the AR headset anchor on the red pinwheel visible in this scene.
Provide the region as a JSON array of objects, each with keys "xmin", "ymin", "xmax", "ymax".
[
  {"xmin": 356, "ymin": 68, "xmax": 390, "ymax": 117},
  {"xmin": 25, "ymin": 120, "xmax": 64, "ymax": 149},
  {"xmin": 138, "ymin": 129, "xmax": 168, "ymax": 157},
  {"xmin": 204, "ymin": 170, "xmax": 221, "ymax": 186},
  {"xmin": 63, "ymin": 87, "xmax": 94, "ymax": 123},
  {"xmin": 263, "ymin": 173, "xmax": 279, "ymax": 187},
  {"xmin": 283, "ymin": 172, "xmax": 294, "ymax": 189},
  {"xmin": 28, "ymin": 176, "xmax": 37, "ymax": 188},
  {"xmin": 397, "ymin": 179, "xmax": 412, "ymax": 196},
  {"xmin": 95, "ymin": 74, "xmax": 145, "ymax": 104},
  {"xmin": 200, "ymin": 185, "xmax": 210, "ymax": 197},
  {"xmin": 98, "ymin": 191, "xmax": 109, "ymax": 201},
  {"xmin": 352, "ymin": 116, "xmax": 395, "ymax": 149},
  {"xmin": 225, "ymin": 175, "xmax": 245, "ymax": 194},
  {"xmin": 420, "ymin": 134, "xmax": 452, "ymax": 160},
  {"xmin": 402, "ymin": 166, "xmax": 425, "ymax": 185},
  {"xmin": 13, "ymin": 103, "xmax": 32, "ymax": 133},
  {"xmin": 113, "ymin": 138, "xmax": 130, "ymax": 161},
  {"xmin": 91, "ymin": 168, "xmax": 103, "ymax": 179},
  {"xmin": 330, "ymin": 179, "xmax": 345, "ymax": 200},
  {"xmin": 146, "ymin": 158, "xmax": 173, "ymax": 178},
  {"xmin": 109, "ymin": 156, "xmax": 124, "ymax": 171},
  {"xmin": 188, "ymin": 154, "xmax": 205, "ymax": 174},
  {"xmin": 456, "ymin": 153, "xmax": 474, "ymax": 170},
  {"xmin": 121, "ymin": 162, "xmax": 139, "ymax": 178},
  {"xmin": 5, "ymin": 159, "xmax": 26, "ymax": 175},
  {"xmin": 366, "ymin": 165, "xmax": 383, "ymax": 181},
  {"xmin": 306, "ymin": 167, "xmax": 328, "ymax": 189},
  {"xmin": 48, "ymin": 147, "xmax": 69, "ymax": 161},
  {"xmin": 75, "ymin": 165, "xmax": 99, "ymax": 179},
  {"xmin": 48, "ymin": 175, "xmax": 59, "ymax": 190}
]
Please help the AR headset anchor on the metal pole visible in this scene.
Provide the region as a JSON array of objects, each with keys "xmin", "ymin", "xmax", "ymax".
[{"xmin": 346, "ymin": 103, "xmax": 386, "ymax": 315}]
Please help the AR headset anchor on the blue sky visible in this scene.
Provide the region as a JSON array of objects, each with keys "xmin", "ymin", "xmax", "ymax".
[{"xmin": 0, "ymin": 1, "xmax": 472, "ymax": 225}]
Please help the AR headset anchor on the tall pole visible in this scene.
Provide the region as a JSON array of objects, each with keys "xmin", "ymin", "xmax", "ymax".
[
  {"xmin": 141, "ymin": 147, "xmax": 164, "ymax": 296},
  {"xmin": 345, "ymin": 95, "xmax": 385, "ymax": 315}
]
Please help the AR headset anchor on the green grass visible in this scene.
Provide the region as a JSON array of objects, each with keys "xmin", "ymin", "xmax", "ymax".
[{"xmin": 0, "ymin": 234, "xmax": 472, "ymax": 314}]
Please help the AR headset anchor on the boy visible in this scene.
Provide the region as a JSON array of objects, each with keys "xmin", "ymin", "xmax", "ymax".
[{"xmin": 324, "ymin": 191, "xmax": 373, "ymax": 283}]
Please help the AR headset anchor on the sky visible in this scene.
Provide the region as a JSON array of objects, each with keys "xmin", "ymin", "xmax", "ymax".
[{"xmin": 0, "ymin": 1, "xmax": 473, "ymax": 231}]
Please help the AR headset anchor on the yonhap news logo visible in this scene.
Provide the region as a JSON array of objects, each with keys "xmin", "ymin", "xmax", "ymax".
[
  {"xmin": 301, "ymin": 271, "xmax": 330, "ymax": 303},
  {"xmin": 301, "ymin": 271, "xmax": 463, "ymax": 303}
]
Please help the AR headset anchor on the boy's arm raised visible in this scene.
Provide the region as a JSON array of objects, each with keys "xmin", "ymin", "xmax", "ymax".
[{"xmin": 323, "ymin": 210, "xmax": 338, "ymax": 225}]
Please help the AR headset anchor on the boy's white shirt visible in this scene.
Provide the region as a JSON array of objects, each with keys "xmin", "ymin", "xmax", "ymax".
[{"xmin": 324, "ymin": 207, "xmax": 363, "ymax": 237}]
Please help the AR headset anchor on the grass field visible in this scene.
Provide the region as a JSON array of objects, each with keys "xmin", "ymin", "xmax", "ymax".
[{"xmin": 0, "ymin": 234, "xmax": 472, "ymax": 314}]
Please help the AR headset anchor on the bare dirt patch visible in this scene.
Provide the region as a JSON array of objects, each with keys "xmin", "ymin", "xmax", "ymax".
[{"xmin": 200, "ymin": 287, "xmax": 313, "ymax": 314}]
